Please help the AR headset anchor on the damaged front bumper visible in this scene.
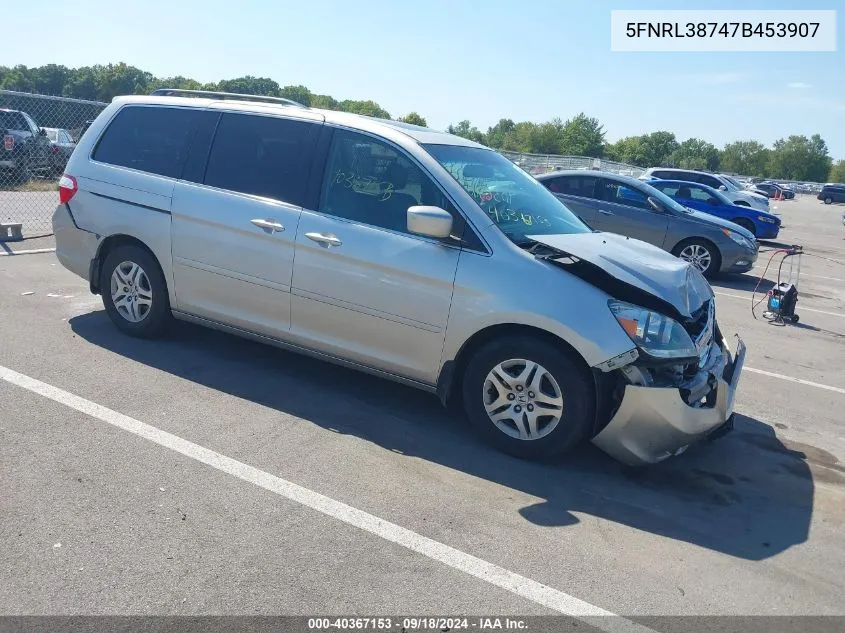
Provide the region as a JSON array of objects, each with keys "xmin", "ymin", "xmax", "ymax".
[{"xmin": 592, "ymin": 335, "xmax": 746, "ymax": 466}]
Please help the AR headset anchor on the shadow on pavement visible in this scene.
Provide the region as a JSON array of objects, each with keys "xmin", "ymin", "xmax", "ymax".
[
  {"xmin": 710, "ymin": 272, "xmax": 772, "ymax": 293},
  {"xmin": 70, "ymin": 312, "xmax": 823, "ymax": 562}
]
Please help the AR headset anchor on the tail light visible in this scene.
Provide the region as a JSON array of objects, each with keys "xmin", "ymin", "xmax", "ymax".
[
  {"xmin": 58, "ymin": 174, "xmax": 78, "ymax": 204},
  {"xmin": 51, "ymin": 144, "xmax": 60, "ymax": 153},
  {"xmin": 3, "ymin": 135, "xmax": 13, "ymax": 151}
]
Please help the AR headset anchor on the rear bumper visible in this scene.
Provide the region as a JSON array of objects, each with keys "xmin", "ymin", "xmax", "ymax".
[
  {"xmin": 592, "ymin": 335, "xmax": 746, "ymax": 466},
  {"xmin": 52, "ymin": 203, "xmax": 98, "ymax": 282}
]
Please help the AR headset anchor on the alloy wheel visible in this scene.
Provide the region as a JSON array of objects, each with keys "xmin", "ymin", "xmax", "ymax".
[
  {"xmin": 679, "ymin": 244, "xmax": 712, "ymax": 274},
  {"xmin": 110, "ymin": 261, "xmax": 153, "ymax": 323},
  {"xmin": 483, "ymin": 358, "xmax": 564, "ymax": 440}
]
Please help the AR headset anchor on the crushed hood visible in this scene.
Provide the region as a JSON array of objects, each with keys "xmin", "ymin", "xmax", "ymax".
[{"xmin": 527, "ymin": 232, "xmax": 713, "ymax": 320}]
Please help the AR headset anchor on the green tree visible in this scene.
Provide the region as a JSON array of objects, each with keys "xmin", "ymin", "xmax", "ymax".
[
  {"xmin": 767, "ymin": 134, "xmax": 831, "ymax": 181},
  {"xmin": 339, "ymin": 99, "xmax": 390, "ymax": 118},
  {"xmin": 63, "ymin": 66, "xmax": 98, "ymax": 100},
  {"xmin": 150, "ymin": 76, "xmax": 205, "ymax": 92},
  {"xmin": 0, "ymin": 65, "xmax": 35, "ymax": 92},
  {"xmin": 720, "ymin": 140, "xmax": 770, "ymax": 176},
  {"xmin": 606, "ymin": 131, "xmax": 678, "ymax": 167},
  {"xmin": 559, "ymin": 113, "xmax": 605, "ymax": 157},
  {"xmin": 447, "ymin": 120, "xmax": 486, "ymax": 144},
  {"xmin": 30, "ymin": 64, "xmax": 70, "ymax": 95},
  {"xmin": 484, "ymin": 118, "xmax": 515, "ymax": 149},
  {"xmin": 93, "ymin": 63, "xmax": 153, "ymax": 101},
  {"xmin": 829, "ymin": 160, "xmax": 845, "ymax": 184},
  {"xmin": 668, "ymin": 138, "xmax": 720, "ymax": 171},
  {"xmin": 310, "ymin": 94, "xmax": 339, "ymax": 110},
  {"xmin": 279, "ymin": 84, "xmax": 312, "ymax": 106},
  {"xmin": 216, "ymin": 76, "xmax": 281, "ymax": 96},
  {"xmin": 400, "ymin": 112, "xmax": 427, "ymax": 127}
]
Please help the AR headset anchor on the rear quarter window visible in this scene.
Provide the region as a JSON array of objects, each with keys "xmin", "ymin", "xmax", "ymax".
[
  {"xmin": 545, "ymin": 175, "xmax": 596, "ymax": 198},
  {"xmin": 202, "ymin": 113, "xmax": 320, "ymax": 206},
  {"xmin": 92, "ymin": 106, "xmax": 204, "ymax": 178}
]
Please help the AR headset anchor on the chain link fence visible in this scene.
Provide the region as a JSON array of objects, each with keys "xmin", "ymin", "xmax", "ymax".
[
  {"xmin": 1, "ymin": 90, "xmax": 107, "ymax": 240},
  {"xmin": 500, "ymin": 151, "xmax": 645, "ymax": 178}
]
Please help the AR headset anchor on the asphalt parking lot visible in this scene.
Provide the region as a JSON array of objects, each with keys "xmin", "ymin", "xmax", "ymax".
[{"xmin": 1, "ymin": 195, "xmax": 844, "ymax": 629}]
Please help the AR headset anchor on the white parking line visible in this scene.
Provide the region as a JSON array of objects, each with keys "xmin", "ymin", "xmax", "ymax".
[
  {"xmin": 714, "ymin": 291, "xmax": 844, "ymax": 318},
  {"xmin": 0, "ymin": 363, "xmax": 652, "ymax": 633},
  {"xmin": 745, "ymin": 367, "xmax": 845, "ymax": 396},
  {"xmin": 0, "ymin": 247, "xmax": 56, "ymax": 257},
  {"xmin": 751, "ymin": 268, "xmax": 844, "ymax": 283}
]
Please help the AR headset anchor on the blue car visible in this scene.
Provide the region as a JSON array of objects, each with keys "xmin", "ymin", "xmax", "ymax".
[{"xmin": 647, "ymin": 179, "xmax": 781, "ymax": 239}]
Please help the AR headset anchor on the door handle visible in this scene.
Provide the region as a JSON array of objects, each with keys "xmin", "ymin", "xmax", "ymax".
[
  {"xmin": 251, "ymin": 218, "xmax": 284, "ymax": 233},
  {"xmin": 304, "ymin": 232, "xmax": 342, "ymax": 248},
  {"xmin": 597, "ymin": 209, "xmax": 614, "ymax": 216}
]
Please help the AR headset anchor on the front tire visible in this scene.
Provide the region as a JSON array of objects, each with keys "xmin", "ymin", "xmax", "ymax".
[
  {"xmin": 461, "ymin": 336, "xmax": 594, "ymax": 460},
  {"xmin": 824, "ymin": 197, "xmax": 833, "ymax": 205},
  {"xmin": 100, "ymin": 245, "xmax": 171, "ymax": 338},
  {"xmin": 672, "ymin": 238, "xmax": 721, "ymax": 278}
]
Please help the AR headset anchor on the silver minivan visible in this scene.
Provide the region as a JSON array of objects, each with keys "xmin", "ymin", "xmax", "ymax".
[{"xmin": 53, "ymin": 89, "xmax": 746, "ymax": 466}]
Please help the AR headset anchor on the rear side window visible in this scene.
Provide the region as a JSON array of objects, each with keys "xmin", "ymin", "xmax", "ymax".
[
  {"xmin": 652, "ymin": 182, "xmax": 679, "ymax": 196},
  {"xmin": 0, "ymin": 111, "xmax": 29, "ymax": 131},
  {"xmin": 596, "ymin": 179, "xmax": 649, "ymax": 209},
  {"xmin": 546, "ymin": 176, "xmax": 596, "ymax": 198},
  {"xmin": 203, "ymin": 113, "xmax": 319, "ymax": 205},
  {"xmin": 697, "ymin": 174, "xmax": 722, "ymax": 189},
  {"xmin": 650, "ymin": 170, "xmax": 674, "ymax": 180},
  {"xmin": 93, "ymin": 106, "xmax": 201, "ymax": 178}
]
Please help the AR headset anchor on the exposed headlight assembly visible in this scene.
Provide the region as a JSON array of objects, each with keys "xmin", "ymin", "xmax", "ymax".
[
  {"xmin": 609, "ymin": 301, "xmax": 698, "ymax": 361},
  {"xmin": 722, "ymin": 228, "xmax": 755, "ymax": 250}
]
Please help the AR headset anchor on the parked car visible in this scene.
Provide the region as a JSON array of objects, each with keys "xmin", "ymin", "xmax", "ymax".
[
  {"xmin": 646, "ymin": 179, "xmax": 781, "ymax": 239},
  {"xmin": 817, "ymin": 184, "xmax": 845, "ymax": 204},
  {"xmin": 718, "ymin": 174, "xmax": 770, "ymax": 198},
  {"xmin": 538, "ymin": 170, "xmax": 758, "ymax": 278},
  {"xmin": 52, "ymin": 90, "xmax": 746, "ymax": 466},
  {"xmin": 0, "ymin": 108, "xmax": 53, "ymax": 185},
  {"xmin": 755, "ymin": 182, "xmax": 795, "ymax": 200},
  {"xmin": 640, "ymin": 168, "xmax": 770, "ymax": 211},
  {"xmin": 42, "ymin": 127, "xmax": 77, "ymax": 175}
]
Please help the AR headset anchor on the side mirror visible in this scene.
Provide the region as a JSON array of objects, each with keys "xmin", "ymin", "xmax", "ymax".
[
  {"xmin": 718, "ymin": 185, "xmax": 727, "ymax": 191},
  {"xmin": 407, "ymin": 206, "xmax": 453, "ymax": 239},
  {"xmin": 39, "ymin": 128, "xmax": 47, "ymax": 136},
  {"xmin": 647, "ymin": 196, "xmax": 664, "ymax": 213}
]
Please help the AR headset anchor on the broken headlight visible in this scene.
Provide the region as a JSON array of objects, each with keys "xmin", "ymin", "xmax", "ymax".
[{"xmin": 609, "ymin": 300, "xmax": 698, "ymax": 361}]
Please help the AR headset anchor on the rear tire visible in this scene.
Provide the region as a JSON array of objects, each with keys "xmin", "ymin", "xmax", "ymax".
[
  {"xmin": 100, "ymin": 244, "xmax": 171, "ymax": 338},
  {"xmin": 824, "ymin": 197, "xmax": 832, "ymax": 205},
  {"xmin": 672, "ymin": 238, "xmax": 721, "ymax": 278},
  {"xmin": 461, "ymin": 336, "xmax": 594, "ymax": 461}
]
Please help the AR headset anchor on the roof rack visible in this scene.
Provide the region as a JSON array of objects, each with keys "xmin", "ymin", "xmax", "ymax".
[{"xmin": 149, "ymin": 88, "xmax": 306, "ymax": 108}]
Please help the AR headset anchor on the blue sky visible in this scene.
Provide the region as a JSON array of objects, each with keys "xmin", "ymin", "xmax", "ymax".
[{"xmin": 7, "ymin": 0, "xmax": 844, "ymax": 158}]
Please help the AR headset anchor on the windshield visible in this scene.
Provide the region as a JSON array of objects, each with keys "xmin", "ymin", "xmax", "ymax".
[
  {"xmin": 718, "ymin": 175, "xmax": 743, "ymax": 191},
  {"xmin": 423, "ymin": 144, "xmax": 589, "ymax": 243}
]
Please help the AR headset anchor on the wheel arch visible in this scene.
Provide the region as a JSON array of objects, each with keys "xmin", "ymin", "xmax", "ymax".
[
  {"xmin": 670, "ymin": 235, "xmax": 722, "ymax": 274},
  {"xmin": 89, "ymin": 234, "xmax": 162, "ymax": 295},
  {"xmin": 730, "ymin": 217, "xmax": 757, "ymax": 236},
  {"xmin": 436, "ymin": 323, "xmax": 594, "ymax": 408}
]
